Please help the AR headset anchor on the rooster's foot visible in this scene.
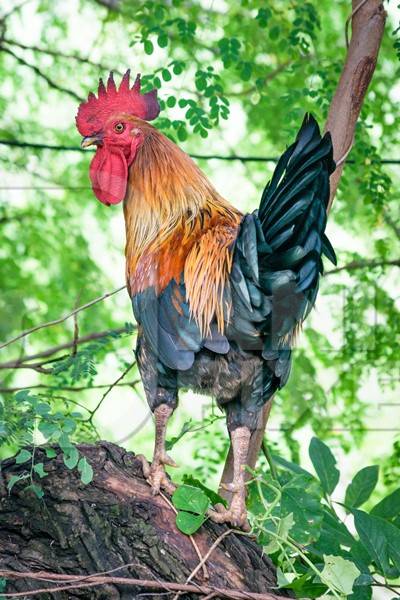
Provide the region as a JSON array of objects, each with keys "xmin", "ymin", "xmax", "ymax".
[
  {"xmin": 137, "ymin": 453, "xmax": 177, "ymax": 496},
  {"xmin": 208, "ymin": 493, "xmax": 251, "ymax": 531}
]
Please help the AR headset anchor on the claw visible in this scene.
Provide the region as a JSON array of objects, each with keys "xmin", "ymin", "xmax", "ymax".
[
  {"xmin": 136, "ymin": 453, "xmax": 177, "ymax": 496},
  {"xmin": 208, "ymin": 505, "xmax": 251, "ymax": 532},
  {"xmin": 220, "ymin": 482, "xmax": 241, "ymax": 493},
  {"xmin": 161, "ymin": 452, "xmax": 177, "ymax": 468}
]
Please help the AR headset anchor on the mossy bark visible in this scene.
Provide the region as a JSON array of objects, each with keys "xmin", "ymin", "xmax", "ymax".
[{"xmin": 0, "ymin": 442, "xmax": 279, "ymax": 599}]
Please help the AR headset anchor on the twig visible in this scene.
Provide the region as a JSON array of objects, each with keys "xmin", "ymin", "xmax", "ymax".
[
  {"xmin": 88, "ymin": 361, "xmax": 137, "ymax": 421},
  {"xmin": 326, "ymin": 258, "xmax": 400, "ymax": 275},
  {"xmin": 0, "ymin": 286, "xmax": 126, "ymax": 350},
  {"xmin": 228, "ymin": 61, "xmax": 292, "ymax": 97},
  {"xmin": 261, "ymin": 439, "xmax": 278, "ymax": 480},
  {"xmin": 0, "ymin": 0, "xmax": 33, "ymax": 25},
  {"xmin": 0, "ymin": 46, "xmax": 83, "ymax": 102},
  {"xmin": 174, "ymin": 527, "xmax": 250, "ymax": 600},
  {"xmin": 2, "ymin": 37, "xmax": 118, "ymax": 72},
  {"xmin": 0, "ymin": 380, "xmax": 140, "ymax": 394},
  {"xmin": 0, "ymin": 568, "xmax": 287, "ymax": 599},
  {"xmin": 159, "ymin": 491, "xmax": 209, "ymax": 580},
  {"xmin": 383, "ymin": 211, "xmax": 400, "ymax": 240},
  {"xmin": 72, "ymin": 294, "xmax": 81, "ymax": 356},
  {"xmin": 345, "ymin": 0, "xmax": 370, "ymax": 48},
  {"xmin": 0, "ymin": 326, "xmax": 131, "ymax": 369}
]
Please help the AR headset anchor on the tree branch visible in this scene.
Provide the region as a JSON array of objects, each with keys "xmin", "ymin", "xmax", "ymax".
[
  {"xmin": 2, "ymin": 38, "xmax": 118, "ymax": 73},
  {"xmin": 0, "ymin": 568, "xmax": 285, "ymax": 600},
  {"xmin": 326, "ymin": 257, "xmax": 400, "ymax": 275},
  {"xmin": 0, "ymin": 286, "xmax": 127, "ymax": 351},
  {"xmin": 0, "ymin": 46, "xmax": 84, "ymax": 102},
  {"xmin": 0, "ymin": 380, "xmax": 140, "ymax": 394},
  {"xmin": 326, "ymin": 0, "xmax": 386, "ymax": 208},
  {"xmin": 0, "ymin": 326, "xmax": 132, "ymax": 371}
]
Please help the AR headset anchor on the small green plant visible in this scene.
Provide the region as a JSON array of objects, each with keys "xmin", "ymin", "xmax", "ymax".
[
  {"xmin": 172, "ymin": 437, "xmax": 400, "ymax": 599},
  {"xmin": 2, "ymin": 389, "xmax": 93, "ymax": 498}
]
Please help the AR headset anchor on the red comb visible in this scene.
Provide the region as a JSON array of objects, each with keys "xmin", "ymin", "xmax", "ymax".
[{"xmin": 76, "ymin": 70, "xmax": 160, "ymax": 136}]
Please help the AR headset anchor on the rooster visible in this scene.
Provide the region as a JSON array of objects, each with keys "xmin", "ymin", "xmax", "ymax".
[{"xmin": 76, "ymin": 71, "xmax": 336, "ymax": 529}]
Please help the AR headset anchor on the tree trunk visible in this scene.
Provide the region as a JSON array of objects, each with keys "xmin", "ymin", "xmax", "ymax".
[{"xmin": 0, "ymin": 442, "xmax": 285, "ymax": 599}]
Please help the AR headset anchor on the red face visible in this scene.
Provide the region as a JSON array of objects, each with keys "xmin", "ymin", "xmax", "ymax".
[{"xmin": 82, "ymin": 117, "xmax": 143, "ymax": 206}]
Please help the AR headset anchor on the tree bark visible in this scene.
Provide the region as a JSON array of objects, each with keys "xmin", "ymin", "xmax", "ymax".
[
  {"xmin": 220, "ymin": 0, "xmax": 386, "ymax": 493},
  {"xmin": 0, "ymin": 442, "xmax": 285, "ymax": 599}
]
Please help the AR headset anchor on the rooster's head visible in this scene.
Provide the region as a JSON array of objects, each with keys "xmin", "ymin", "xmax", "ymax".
[{"xmin": 76, "ymin": 70, "xmax": 160, "ymax": 205}]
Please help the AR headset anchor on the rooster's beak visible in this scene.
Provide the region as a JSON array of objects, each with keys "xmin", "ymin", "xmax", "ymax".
[{"xmin": 81, "ymin": 134, "xmax": 102, "ymax": 148}]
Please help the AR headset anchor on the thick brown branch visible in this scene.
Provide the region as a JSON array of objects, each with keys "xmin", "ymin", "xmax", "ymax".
[
  {"xmin": 0, "ymin": 442, "xmax": 283, "ymax": 599},
  {"xmin": 326, "ymin": 0, "xmax": 386, "ymax": 208}
]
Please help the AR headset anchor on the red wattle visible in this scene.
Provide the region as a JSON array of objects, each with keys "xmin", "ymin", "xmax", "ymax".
[{"xmin": 89, "ymin": 147, "xmax": 128, "ymax": 205}]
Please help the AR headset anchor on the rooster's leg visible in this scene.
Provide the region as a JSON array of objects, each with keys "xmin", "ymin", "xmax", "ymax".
[
  {"xmin": 208, "ymin": 426, "xmax": 251, "ymax": 531},
  {"xmin": 137, "ymin": 404, "xmax": 177, "ymax": 496}
]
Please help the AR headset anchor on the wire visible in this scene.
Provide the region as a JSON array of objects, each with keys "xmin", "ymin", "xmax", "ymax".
[{"xmin": 0, "ymin": 138, "xmax": 399, "ymax": 164}]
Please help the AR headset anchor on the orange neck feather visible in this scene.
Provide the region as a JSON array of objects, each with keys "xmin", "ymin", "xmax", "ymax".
[{"xmin": 123, "ymin": 126, "xmax": 242, "ymax": 299}]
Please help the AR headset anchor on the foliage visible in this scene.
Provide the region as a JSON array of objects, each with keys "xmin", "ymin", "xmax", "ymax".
[
  {"xmin": 1, "ymin": 388, "xmax": 94, "ymax": 498},
  {"xmin": 173, "ymin": 437, "xmax": 400, "ymax": 598}
]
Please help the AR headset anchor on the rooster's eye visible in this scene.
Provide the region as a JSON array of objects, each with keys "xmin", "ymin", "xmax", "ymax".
[{"xmin": 114, "ymin": 122, "xmax": 125, "ymax": 133}]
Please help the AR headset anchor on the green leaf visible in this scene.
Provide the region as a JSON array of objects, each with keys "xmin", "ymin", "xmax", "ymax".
[
  {"xmin": 353, "ymin": 509, "xmax": 400, "ymax": 578},
  {"xmin": 172, "ymin": 485, "xmax": 209, "ymax": 515},
  {"xmin": 371, "ymin": 488, "xmax": 400, "ymax": 521},
  {"xmin": 63, "ymin": 446, "xmax": 79, "ymax": 469},
  {"xmin": 344, "ymin": 465, "xmax": 379, "ymax": 510},
  {"xmin": 7, "ymin": 472, "xmax": 29, "ymax": 493},
  {"xmin": 269, "ymin": 25, "xmax": 280, "ymax": 40},
  {"xmin": 182, "ymin": 475, "xmax": 227, "ymax": 507},
  {"xmin": 321, "ymin": 555, "xmax": 360, "ymax": 595},
  {"xmin": 276, "ymin": 567, "xmax": 296, "ymax": 588},
  {"xmin": 309, "ymin": 437, "xmax": 340, "ymax": 495},
  {"xmin": 177, "ymin": 127, "xmax": 188, "ymax": 141},
  {"xmin": 33, "ymin": 462, "xmax": 48, "ymax": 478},
  {"xmin": 36, "ymin": 402, "xmax": 50, "ymax": 416},
  {"xmin": 45, "ymin": 448, "xmax": 57, "ymax": 458},
  {"xmin": 312, "ymin": 506, "xmax": 356, "ymax": 556},
  {"xmin": 78, "ymin": 457, "xmax": 93, "ymax": 485},
  {"xmin": 58, "ymin": 432, "xmax": 73, "ymax": 454},
  {"xmin": 271, "ymin": 453, "xmax": 313, "ymax": 477},
  {"xmin": 280, "ymin": 474, "xmax": 324, "ymax": 544},
  {"xmin": 26, "ymin": 483, "xmax": 44, "ymax": 499},
  {"xmin": 158, "ymin": 34, "xmax": 168, "ymax": 48},
  {"xmin": 166, "ymin": 95, "xmax": 176, "ymax": 108},
  {"xmin": 143, "ymin": 40, "xmax": 154, "ymax": 55},
  {"xmin": 15, "ymin": 449, "xmax": 32, "ymax": 464},
  {"xmin": 175, "ymin": 511, "xmax": 205, "ymax": 535},
  {"xmin": 38, "ymin": 421, "xmax": 59, "ymax": 440}
]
